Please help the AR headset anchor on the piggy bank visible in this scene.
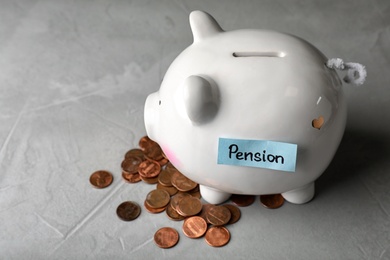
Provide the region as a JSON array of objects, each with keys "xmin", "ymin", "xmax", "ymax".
[{"xmin": 144, "ymin": 11, "xmax": 348, "ymax": 204}]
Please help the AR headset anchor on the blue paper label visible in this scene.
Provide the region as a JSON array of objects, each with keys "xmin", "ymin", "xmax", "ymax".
[{"xmin": 217, "ymin": 138, "xmax": 298, "ymax": 172}]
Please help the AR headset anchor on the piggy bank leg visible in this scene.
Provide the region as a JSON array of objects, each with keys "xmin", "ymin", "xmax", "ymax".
[
  {"xmin": 282, "ymin": 182, "xmax": 315, "ymax": 204},
  {"xmin": 199, "ymin": 185, "xmax": 231, "ymax": 204}
]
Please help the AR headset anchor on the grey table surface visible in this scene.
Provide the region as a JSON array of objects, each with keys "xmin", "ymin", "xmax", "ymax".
[{"xmin": 1, "ymin": 0, "xmax": 389, "ymax": 259}]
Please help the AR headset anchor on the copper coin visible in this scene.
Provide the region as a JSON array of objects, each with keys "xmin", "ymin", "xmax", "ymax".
[
  {"xmin": 144, "ymin": 200, "xmax": 166, "ymax": 214},
  {"xmin": 171, "ymin": 171, "xmax": 198, "ymax": 192},
  {"xmin": 139, "ymin": 136, "xmax": 155, "ymax": 151},
  {"xmin": 260, "ymin": 194, "xmax": 285, "ymax": 209},
  {"xmin": 124, "ymin": 148, "xmax": 144, "ymax": 159},
  {"xmin": 140, "ymin": 175, "xmax": 159, "ymax": 184},
  {"xmin": 154, "ymin": 227, "xmax": 179, "ymax": 249},
  {"xmin": 166, "ymin": 205, "xmax": 185, "ymax": 221},
  {"xmin": 121, "ymin": 156, "xmax": 143, "ymax": 174},
  {"xmin": 206, "ymin": 205, "xmax": 231, "ymax": 226},
  {"xmin": 156, "ymin": 183, "xmax": 178, "ymax": 196},
  {"xmin": 188, "ymin": 188, "xmax": 201, "ymax": 199},
  {"xmin": 138, "ymin": 160, "xmax": 161, "ymax": 178},
  {"xmin": 89, "ymin": 170, "xmax": 113, "ymax": 189},
  {"xmin": 158, "ymin": 169, "xmax": 174, "ymax": 187},
  {"xmin": 230, "ymin": 194, "xmax": 255, "ymax": 207},
  {"xmin": 145, "ymin": 189, "xmax": 170, "ymax": 209},
  {"xmin": 198, "ymin": 204, "xmax": 214, "ymax": 223},
  {"xmin": 116, "ymin": 201, "xmax": 141, "ymax": 221},
  {"xmin": 205, "ymin": 226, "xmax": 230, "ymax": 247},
  {"xmin": 122, "ymin": 171, "xmax": 142, "ymax": 183},
  {"xmin": 165, "ymin": 162, "xmax": 177, "ymax": 171},
  {"xmin": 144, "ymin": 145, "xmax": 164, "ymax": 162},
  {"xmin": 170, "ymin": 193, "xmax": 192, "ymax": 211},
  {"xmin": 223, "ymin": 204, "xmax": 241, "ymax": 224},
  {"xmin": 182, "ymin": 216, "xmax": 208, "ymax": 238},
  {"xmin": 162, "ymin": 150, "xmax": 168, "ymax": 160},
  {"xmin": 176, "ymin": 196, "xmax": 202, "ymax": 217},
  {"xmin": 157, "ymin": 157, "xmax": 169, "ymax": 166}
]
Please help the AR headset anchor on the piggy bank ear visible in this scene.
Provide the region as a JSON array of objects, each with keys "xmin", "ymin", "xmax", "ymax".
[
  {"xmin": 190, "ymin": 11, "xmax": 223, "ymax": 43},
  {"xmin": 183, "ymin": 75, "xmax": 219, "ymax": 124}
]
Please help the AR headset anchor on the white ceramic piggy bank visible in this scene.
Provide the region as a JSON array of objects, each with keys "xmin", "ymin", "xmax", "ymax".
[{"xmin": 145, "ymin": 11, "xmax": 348, "ymax": 204}]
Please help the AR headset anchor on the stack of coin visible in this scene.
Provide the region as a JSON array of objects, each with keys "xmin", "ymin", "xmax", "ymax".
[{"xmin": 90, "ymin": 135, "xmax": 286, "ymax": 249}]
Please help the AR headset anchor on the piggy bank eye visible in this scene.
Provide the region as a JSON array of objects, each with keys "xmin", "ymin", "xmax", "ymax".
[{"xmin": 159, "ymin": 100, "xmax": 161, "ymax": 106}]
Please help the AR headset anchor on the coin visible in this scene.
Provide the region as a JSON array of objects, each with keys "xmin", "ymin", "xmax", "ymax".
[
  {"xmin": 140, "ymin": 175, "xmax": 160, "ymax": 184},
  {"xmin": 122, "ymin": 171, "xmax": 142, "ymax": 183},
  {"xmin": 158, "ymin": 169, "xmax": 173, "ymax": 187},
  {"xmin": 145, "ymin": 189, "xmax": 171, "ymax": 209},
  {"xmin": 206, "ymin": 205, "xmax": 231, "ymax": 226},
  {"xmin": 156, "ymin": 183, "xmax": 178, "ymax": 196},
  {"xmin": 165, "ymin": 162, "xmax": 176, "ymax": 171},
  {"xmin": 170, "ymin": 193, "xmax": 192, "ymax": 211},
  {"xmin": 205, "ymin": 226, "xmax": 230, "ymax": 247},
  {"xmin": 171, "ymin": 171, "xmax": 198, "ymax": 192},
  {"xmin": 116, "ymin": 201, "xmax": 141, "ymax": 221},
  {"xmin": 124, "ymin": 148, "xmax": 144, "ymax": 159},
  {"xmin": 121, "ymin": 156, "xmax": 143, "ymax": 174},
  {"xmin": 144, "ymin": 145, "xmax": 164, "ymax": 161},
  {"xmin": 198, "ymin": 204, "xmax": 214, "ymax": 223},
  {"xmin": 154, "ymin": 227, "xmax": 179, "ymax": 249},
  {"xmin": 182, "ymin": 216, "xmax": 208, "ymax": 238},
  {"xmin": 230, "ymin": 194, "xmax": 255, "ymax": 207},
  {"xmin": 223, "ymin": 204, "xmax": 241, "ymax": 224},
  {"xmin": 176, "ymin": 196, "xmax": 202, "ymax": 217},
  {"xmin": 157, "ymin": 157, "xmax": 169, "ymax": 166},
  {"xmin": 138, "ymin": 160, "xmax": 161, "ymax": 178},
  {"xmin": 260, "ymin": 194, "xmax": 285, "ymax": 209},
  {"xmin": 144, "ymin": 200, "xmax": 166, "ymax": 214},
  {"xmin": 166, "ymin": 205, "xmax": 185, "ymax": 221},
  {"xmin": 89, "ymin": 170, "xmax": 113, "ymax": 189},
  {"xmin": 188, "ymin": 188, "xmax": 201, "ymax": 199},
  {"xmin": 139, "ymin": 136, "xmax": 155, "ymax": 151}
]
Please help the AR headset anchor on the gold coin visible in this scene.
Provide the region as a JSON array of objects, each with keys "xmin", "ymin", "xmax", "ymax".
[{"xmin": 145, "ymin": 189, "xmax": 170, "ymax": 209}]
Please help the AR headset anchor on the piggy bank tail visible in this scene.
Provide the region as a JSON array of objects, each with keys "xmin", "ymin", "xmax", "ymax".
[{"xmin": 326, "ymin": 58, "xmax": 367, "ymax": 85}]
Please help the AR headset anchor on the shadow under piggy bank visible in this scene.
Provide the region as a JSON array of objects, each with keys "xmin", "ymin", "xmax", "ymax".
[{"xmin": 316, "ymin": 129, "xmax": 390, "ymax": 198}]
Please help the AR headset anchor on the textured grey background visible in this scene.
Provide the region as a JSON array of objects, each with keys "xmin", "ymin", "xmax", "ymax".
[{"xmin": 1, "ymin": 0, "xmax": 389, "ymax": 259}]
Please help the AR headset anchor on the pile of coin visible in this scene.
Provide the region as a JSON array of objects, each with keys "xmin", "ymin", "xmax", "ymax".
[{"xmin": 89, "ymin": 135, "xmax": 285, "ymax": 249}]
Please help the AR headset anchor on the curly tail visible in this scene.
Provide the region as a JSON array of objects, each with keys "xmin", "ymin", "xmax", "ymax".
[{"xmin": 326, "ymin": 58, "xmax": 367, "ymax": 85}]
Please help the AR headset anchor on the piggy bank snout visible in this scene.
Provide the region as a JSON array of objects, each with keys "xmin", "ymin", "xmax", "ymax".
[{"xmin": 144, "ymin": 92, "xmax": 159, "ymax": 140}]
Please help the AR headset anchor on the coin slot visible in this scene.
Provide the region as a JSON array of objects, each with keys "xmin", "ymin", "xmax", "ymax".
[{"xmin": 232, "ymin": 52, "xmax": 285, "ymax": 58}]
